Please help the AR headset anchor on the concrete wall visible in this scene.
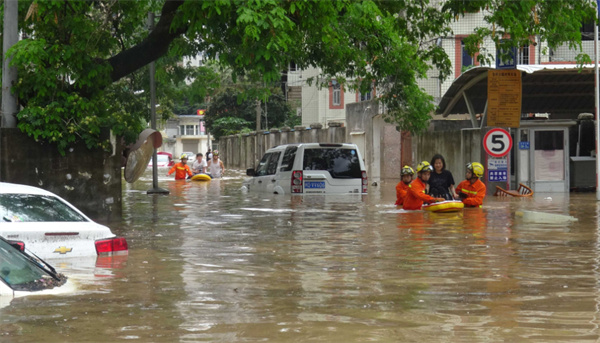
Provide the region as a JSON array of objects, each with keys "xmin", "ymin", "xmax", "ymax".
[
  {"xmin": 0, "ymin": 128, "xmax": 122, "ymax": 223},
  {"xmin": 219, "ymin": 125, "xmax": 347, "ymax": 170},
  {"xmin": 413, "ymin": 130, "xmax": 464, "ymax": 182},
  {"xmin": 414, "ymin": 127, "xmax": 489, "ymax": 193},
  {"xmin": 429, "ymin": 119, "xmax": 475, "ymax": 132},
  {"xmin": 347, "ymin": 101, "xmax": 376, "ymax": 177},
  {"xmin": 346, "ymin": 101, "xmax": 404, "ymax": 182},
  {"xmin": 381, "ymin": 124, "xmax": 402, "ymax": 179}
]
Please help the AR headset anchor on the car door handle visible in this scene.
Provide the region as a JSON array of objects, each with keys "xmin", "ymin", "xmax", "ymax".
[
  {"xmin": 271, "ymin": 179, "xmax": 276, "ymax": 183},
  {"xmin": 258, "ymin": 180, "xmax": 262, "ymax": 184}
]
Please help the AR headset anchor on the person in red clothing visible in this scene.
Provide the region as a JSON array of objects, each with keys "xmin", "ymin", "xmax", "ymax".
[
  {"xmin": 395, "ymin": 165, "xmax": 414, "ymax": 206},
  {"xmin": 167, "ymin": 154, "xmax": 193, "ymax": 180},
  {"xmin": 456, "ymin": 162, "xmax": 487, "ymax": 207},
  {"xmin": 403, "ymin": 161, "xmax": 445, "ymax": 211}
]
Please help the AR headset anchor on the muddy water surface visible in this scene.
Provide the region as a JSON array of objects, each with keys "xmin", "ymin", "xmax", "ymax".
[{"xmin": 1, "ymin": 171, "xmax": 600, "ymax": 342}]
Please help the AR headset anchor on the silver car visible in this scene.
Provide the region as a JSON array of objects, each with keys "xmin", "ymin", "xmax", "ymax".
[{"xmin": 243, "ymin": 143, "xmax": 368, "ymax": 195}]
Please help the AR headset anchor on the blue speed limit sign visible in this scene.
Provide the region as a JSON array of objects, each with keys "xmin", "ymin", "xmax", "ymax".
[{"xmin": 483, "ymin": 128, "xmax": 512, "ymax": 157}]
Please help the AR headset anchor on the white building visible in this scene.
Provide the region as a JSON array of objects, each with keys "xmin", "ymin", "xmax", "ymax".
[
  {"xmin": 162, "ymin": 114, "xmax": 212, "ymax": 159},
  {"xmin": 297, "ymin": 7, "xmax": 595, "ymax": 127}
]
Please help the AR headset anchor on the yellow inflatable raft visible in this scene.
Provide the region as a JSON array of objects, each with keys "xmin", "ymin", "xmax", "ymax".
[
  {"xmin": 422, "ymin": 200, "xmax": 464, "ymax": 213},
  {"xmin": 191, "ymin": 173, "xmax": 211, "ymax": 181}
]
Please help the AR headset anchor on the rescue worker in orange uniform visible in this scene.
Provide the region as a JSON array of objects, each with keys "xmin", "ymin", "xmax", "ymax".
[
  {"xmin": 395, "ymin": 165, "xmax": 414, "ymax": 206},
  {"xmin": 456, "ymin": 162, "xmax": 487, "ymax": 207},
  {"xmin": 167, "ymin": 154, "xmax": 193, "ymax": 180},
  {"xmin": 403, "ymin": 161, "xmax": 445, "ymax": 211}
]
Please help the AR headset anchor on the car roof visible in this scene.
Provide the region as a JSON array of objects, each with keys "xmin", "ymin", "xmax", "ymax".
[
  {"xmin": 266, "ymin": 143, "xmax": 358, "ymax": 151},
  {"xmin": 0, "ymin": 182, "xmax": 56, "ymax": 196}
]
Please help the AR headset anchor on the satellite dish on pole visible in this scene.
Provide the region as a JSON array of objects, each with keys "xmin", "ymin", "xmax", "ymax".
[{"xmin": 124, "ymin": 129, "xmax": 163, "ymax": 183}]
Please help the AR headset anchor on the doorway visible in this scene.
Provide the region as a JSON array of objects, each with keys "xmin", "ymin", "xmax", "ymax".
[{"xmin": 529, "ymin": 128, "xmax": 569, "ymax": 192}]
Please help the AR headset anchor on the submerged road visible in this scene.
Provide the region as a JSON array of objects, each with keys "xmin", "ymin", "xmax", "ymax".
[{"xmin": 1, "ymin": 170, "xmax": 599, "ymax": 342}]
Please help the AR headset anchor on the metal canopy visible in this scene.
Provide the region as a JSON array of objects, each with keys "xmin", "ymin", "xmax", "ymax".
[{"xmin": 437, "ymin": 65, "xmax": 597, "ymax": 118}]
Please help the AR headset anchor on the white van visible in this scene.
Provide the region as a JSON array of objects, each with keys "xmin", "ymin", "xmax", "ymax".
[{"xmin": 242, "ymin": 143, "xmax": 367, "ymax": 195}]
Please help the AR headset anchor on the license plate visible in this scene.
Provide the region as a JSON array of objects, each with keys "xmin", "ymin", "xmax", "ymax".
[{"xmin": 305, "ymin": 181, "xmax": 325, "ymax": 189}]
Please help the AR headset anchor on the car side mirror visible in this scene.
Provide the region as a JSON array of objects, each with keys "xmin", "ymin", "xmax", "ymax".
[{"xmin": 246, "ymin": 168, "xmax": 256, "ymax": 176}]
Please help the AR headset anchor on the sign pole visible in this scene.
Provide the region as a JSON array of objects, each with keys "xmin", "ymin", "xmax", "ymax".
[
  {"xmin": 595, "ymin": 1, "xmax": 600, "ymax": 200},
  {"xmin": 147, "ymin": 12, "xmax": 169, "ymax": 195},
  {"xmin": 483, "ymin": 128, "xmax": 512, "ymax": 192}
]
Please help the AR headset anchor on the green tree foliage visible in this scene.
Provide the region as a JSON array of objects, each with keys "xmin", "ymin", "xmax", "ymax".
[
  {"xmin": 2, "ymin": 0, "xmax": 597, "ymax": 152},
  {"xmin": 204, "ymin": 87, "xmax": 299, "ymax": 139}
]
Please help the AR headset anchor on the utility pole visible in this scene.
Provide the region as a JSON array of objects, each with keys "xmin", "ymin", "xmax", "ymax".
[
  {"xmin": 594, "ymin": 0, "xmax": 600, "ymax": 201},
  {"xmin": 0, "ymin": 0, "xmax": 18, "ymax": 181},
  {"xmin": 256, "ymin": 99, "xmax": 262, "ymax": 166},
  {"xmin": 256, "ymin": 99, "xmax": 261, "ymax": 132},
  {"xmin": 1, "ymin": 0, "xmax": 17, "ymax": 129},
  {"xmin": 147, "ymin": 12, "xmax": 169, "ymax": 195}
]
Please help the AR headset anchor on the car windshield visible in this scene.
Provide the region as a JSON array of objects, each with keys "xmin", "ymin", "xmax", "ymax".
[
  {"xmin": 157, "ymin": 155, "xmax": 169, "ymax": 163},
  {"xmin": 0, "ymin": 238, "xmax": 66, "ymax": 291},
  {"xmin": 303, "ymin": 148, "xmax": 362, "ymax": 178},
  {"xmin": 0, "ymin": 194, "xmax": 87, "ymax": 222}
]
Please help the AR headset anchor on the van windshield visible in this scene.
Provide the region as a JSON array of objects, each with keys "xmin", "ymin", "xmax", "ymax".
[{"xmin": 303, "ymin": 148, "xmax": 361, "ymax": 178}]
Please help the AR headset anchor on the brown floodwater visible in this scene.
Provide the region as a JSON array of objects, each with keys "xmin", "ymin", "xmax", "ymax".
[{"xmin": 1, "ymin": 170, "xmax": 600, "ymax": 342}]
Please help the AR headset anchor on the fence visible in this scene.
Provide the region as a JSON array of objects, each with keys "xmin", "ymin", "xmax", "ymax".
[{"xmin": 219, "ymin": 125, "xmax": 346, "ymax": 170}]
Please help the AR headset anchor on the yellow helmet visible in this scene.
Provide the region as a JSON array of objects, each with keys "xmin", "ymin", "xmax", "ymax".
[
  {"xmin": 416, "ymin": 161, "xmax": 433, "ymax": 173},
  {"xmin": 467, "ymin": 162, "xmax": 484, "ymax": 178},
  {"xmin": 401, "ymin": 165, "xmax": 414, "ymax": 175},
  {"xmin": 180, "ymin": 154, "xmax": 188, "ymax": 160}
]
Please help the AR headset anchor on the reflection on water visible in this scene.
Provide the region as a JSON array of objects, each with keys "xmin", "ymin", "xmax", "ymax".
[{"xmin": 2, "ymin": 170, "xmax": 600, "ymax": 342}]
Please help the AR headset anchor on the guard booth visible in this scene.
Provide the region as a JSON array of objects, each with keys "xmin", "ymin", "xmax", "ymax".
[
  {"xmin": 512, "ymin": 120, "xmax": 575, "ymax": 193},
  {"xmin": 435, "ymin": 65, "xmax": 598, "ymax": 194}
]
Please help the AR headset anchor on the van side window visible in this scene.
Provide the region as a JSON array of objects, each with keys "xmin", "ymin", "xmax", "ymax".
[{"xmin": 280, "ymin": 147, "xmax": 297, "ymax": 172}]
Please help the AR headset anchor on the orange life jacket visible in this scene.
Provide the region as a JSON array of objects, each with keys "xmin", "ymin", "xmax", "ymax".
[
  {"xmin": 456, "ymin": 179, "xmax": 486, "ymax": 207},
  {"xmin": 403, "ymin": 178, "xmax": 436, "ymax": 211},
  {"xmin": 395, "ymin": 181, "xmax": 409, "ymax": 206}
]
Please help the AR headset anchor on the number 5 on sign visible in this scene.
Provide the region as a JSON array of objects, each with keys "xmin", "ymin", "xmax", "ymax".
[{"xmin": 483, "ymin": 128, "xmax": 512, "ymax": 157}]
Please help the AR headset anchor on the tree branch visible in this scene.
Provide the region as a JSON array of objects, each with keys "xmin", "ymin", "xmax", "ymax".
[{"xmin": 108, "ymin": 0, "xmax": 188, "ymax": 82}]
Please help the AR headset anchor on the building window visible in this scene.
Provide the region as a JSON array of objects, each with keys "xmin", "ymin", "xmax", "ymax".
[
  {"xmin": 461, "ymin": 39, "xmax": 473, "ymax": 69},
  {"xmin": 455, "ymin": 36, "xmax": 479, "ymax": 77},
  {"xmin": 179, "ymin": 125, "xmax": 199, "ymax": 136},
  {"xmin": 517, "ymin": 45, "xmax": 529, "ymax": 64},
  {"xmin": 329, "ymin": 80, "xmax": 344, "ymax": 109},
  {"xmin": 581, "ymin": 21, "xmax": 594, "ymax": 41},
  {"xmin": 355, "ymin": 83, "xmax": 376, "ymax": 102},
  {"xmin": 332, "ymin": 81, "xmax": 341, "ymax": 106},
  {"xmin": 289, "ymin": 61, "xmax": 297, "ymax": 72},
  {"xmin": 359, "ymin": 91, "xmax": 371, "ymax": 102}
]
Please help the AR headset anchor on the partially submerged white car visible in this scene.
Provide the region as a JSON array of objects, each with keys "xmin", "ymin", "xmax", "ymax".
[
  {"xmin": 243, "ymin": 143, "xmax": 368, "ymax": 195},
  {"xmin": 0, "ymin": 182, "xmax": 128, "ymax": 260},
  {"xmin": 0, "ymin": 236, "xmax": 74, "ymax": 307}
]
